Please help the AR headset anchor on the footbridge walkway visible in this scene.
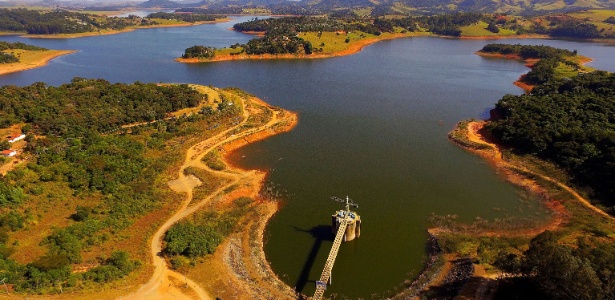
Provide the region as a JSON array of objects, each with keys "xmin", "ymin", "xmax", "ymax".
[{"xmin": 312, "ymin": 218, "xmax": 349, "ymax": 300}]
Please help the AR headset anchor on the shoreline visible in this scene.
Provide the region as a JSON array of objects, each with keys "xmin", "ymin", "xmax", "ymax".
[
  {"xmin": 176, "ymin": 32, "xmax": 418, "ymax": 63},
  {"xmin": 22, "ymin": 18, "xmax": 231, "ymax": 39},
  {"xmin": 447, "ymin": 120, "xmax": 569, "ymax": 235},
  {"xmin": 458, "ymin": 33, "xmax": 549, "ymax": 40},
  {"xmin": 200, "ymin": 97, "xmax": 299, "ymax": 299},
  {"xmin": 475, "ymin": 52, "xmax": 537, "ymax": 92},
  {"xmin": 398, "ymin": 119, "xmax": 615, "ymax": 298},
  {"xmin": 0, "ymin": 50, "xmax": 76, "ymax": 75},
  {"xmin": 475, "ymin": 51, "xmax": 594, "ymax": 93},
  {"xmin": 122, "ymin": 90, "xmax": 299, "ymax": 300}
]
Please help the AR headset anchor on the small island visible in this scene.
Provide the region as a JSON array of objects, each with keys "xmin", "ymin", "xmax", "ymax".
[
  {"xmin": 177, "ymin": 16, "xmax": 423, "ymax": 63},
  {"xmin": 0, "ymin": 41, "xmax": 75, "ymax": 75},
  {"xmin": 177, "ymin": 11, "xmax": 615, "ymax": 63}
]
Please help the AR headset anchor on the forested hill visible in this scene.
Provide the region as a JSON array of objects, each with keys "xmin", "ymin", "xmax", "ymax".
[
  {"xmin": 184, "ymin": 0, "xmax": 615, "ymax": 14},
  {"xmin": 138, "ymin": 0, "xmax": 182, "ymax": 8},
  {"xmin": 487, "ymin": 71, "xmax": 615, "ymax": 213},
  {"xmin": 0, "ymin": 79, "xmax": 243, "ymax": 293}
]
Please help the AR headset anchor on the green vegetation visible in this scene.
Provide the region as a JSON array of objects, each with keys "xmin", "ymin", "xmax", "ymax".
[
  {"xmin": 0, "ymin": 78, "xmax": 203, "ymax": 134},
  {"xmin": 0, "ymin": 8, "xmax": 149, "ymax": 34},
  {"xmin": 0, "ymin": 8, "xmax": 224, "ymax": 36},
  {"xmin": 479, "ymin": 44, "xmax": 584, "ymax": 85},
  {"xmin": 442, "ymin": 44, "xmax": 615, "ymax": 300},
  {"xmin": 0, "ymin": 52, "xmax": 17, "ymax": 64},
  {"xmin": 182, "ymin": 45, "xmax": 215, "ymax": 59},
  {"xmin": 487, "ymin": 71, "xmax": 615, "ymax": 211},
  {"xmin": 0, "ymin": 41, "xmax": 46, "ymax": 52},
  {"xmin": 202, "ymin": 150, "xmax": 225, "ymax": 171},
  {"xmin": 494, "ymin": 231, "xmax": 615, "ymax": 300},
  {"xmin": 182, "ymin": 11, "xmax": 615, "ymax": 60},
  {"xmin": 0, "ymin": 79, "xmax": 245, "ymax": 293},
  {"xmin": 0, "ymin": 41, "xmax": 48, "ymax": 64},
  {"xmin": 163, "ymin": 197, "xmax": 254, "ymax": 267},
  {"xmin": 146, "ymin": 12, "xmax": 217, "ymax": 23}
]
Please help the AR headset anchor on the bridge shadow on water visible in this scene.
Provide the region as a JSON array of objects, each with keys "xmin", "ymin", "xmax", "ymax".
[{"xmin": 292, "ymin": 224, "xmax": 333, "ymax": 293}]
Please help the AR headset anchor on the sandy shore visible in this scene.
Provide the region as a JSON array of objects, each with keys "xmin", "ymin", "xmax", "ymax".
[
  {"xmin": 122, "ymin": 90, "xmax": 298, "ymax": 300},
  {"xmin": 0, "ymin": 50, "xmax": 76, "ymax": 75},
  {"xmin": 394, "ymin": 119, "xmax": 615, "ymax": 299}
]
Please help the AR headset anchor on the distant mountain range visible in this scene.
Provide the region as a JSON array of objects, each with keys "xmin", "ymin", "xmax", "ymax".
[
  {"xmin": 138, "ymin": 0, "xmax": 183, "ymax": 8},
  {"xmin": 135, "ymin": 0, "xmax": 615, "ymax": 13}
]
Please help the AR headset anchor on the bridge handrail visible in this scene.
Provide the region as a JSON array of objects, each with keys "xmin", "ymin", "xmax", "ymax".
[{"xmin": 312, "ymin": 218, "xmax": 348, "ymax": 300}]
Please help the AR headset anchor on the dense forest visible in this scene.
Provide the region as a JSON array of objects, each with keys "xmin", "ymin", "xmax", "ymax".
[
  {"xmin": 233, "ymin": 11, "xmax": 615, "ymax": 39},
  {"xmin": 145, "ymin": 12, "xmax": 218, "ymax": 23},
  {"xmin": 146, "ymin": 0, "xmax": 615, "ymax": 16},
  {"xmin": 0, "ymin": 78, "xmax": 203, "ymax": 135},
  {"xmin": 494, "ymin": 231, "xmax": 615, "ymax": 300},
  {"xmin": 487, "ymin": 70, "xmax": 615, "ymax": 213},
  {"xmin": 0, "ymin": 79, "xmax": 243, "ymax": 292},
  {"xmin": 182, "ymin": 45, "xmax": 216, "ymax": 59},
  {"xmin": 0, "ymin": 8, "xmax": 168, "ymax": 34},
  {"xmin": 233, "ymin": 16, "xmax": 354, "ymax": 33}
]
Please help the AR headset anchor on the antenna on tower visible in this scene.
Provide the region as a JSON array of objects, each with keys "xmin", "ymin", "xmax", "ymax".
[{"xmin": 330, "ymin": 196, "xmax": 358, "ymax": 213}]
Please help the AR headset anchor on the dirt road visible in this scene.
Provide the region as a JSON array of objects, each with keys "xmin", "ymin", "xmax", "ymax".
[{"xmin": 124, "ymin": 95, "xmax": 290, "ymax": 300}]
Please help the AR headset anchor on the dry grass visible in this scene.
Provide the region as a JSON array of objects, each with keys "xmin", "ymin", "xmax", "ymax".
[{"xmin": 0, "ymin": 49, "xmax": 74, "ymax": 75}]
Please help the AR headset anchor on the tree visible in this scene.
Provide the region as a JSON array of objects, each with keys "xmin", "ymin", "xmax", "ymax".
[
  {"xmin": 182, "ymin": 45, "xmax": 215, "ymax": 59},
  {"xmin": 523, "ymin": 231, "xmax": 605, "ymax": 300},
  {"xmin": 0, "ymin": 140, "xmax": 10, "ymax": 150},
  {"xmin": 487, "ymin": 22, "xmax": 499, "ymax": 33}
]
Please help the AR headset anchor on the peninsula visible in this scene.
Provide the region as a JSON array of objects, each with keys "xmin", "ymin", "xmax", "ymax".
[
  {"xmin": 0, "ymin": 9, "xmax": 228, "ymax": 39},
  {"xmin": 420, "ymin": 46, "xmax": 615, "ymax": 299},
  {"xmin": 0, "ymin": 80, "xmax": 298, "ymax": 299},
  {"xmin": 0, "ymin": 42, "xmax": 75, "ymax": 75}
]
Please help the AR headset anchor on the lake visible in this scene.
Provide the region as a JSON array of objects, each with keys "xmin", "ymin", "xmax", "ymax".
[{"xmin": 1, "ymin": 17, "xmax": 614, "ymax": 298}]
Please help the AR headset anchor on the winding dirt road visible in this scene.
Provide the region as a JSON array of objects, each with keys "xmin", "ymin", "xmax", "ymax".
[{"xmin": 124, "ymin": 94, "xmax": 288, "ymax": 300}]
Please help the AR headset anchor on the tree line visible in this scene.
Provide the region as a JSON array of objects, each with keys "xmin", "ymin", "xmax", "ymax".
[
  {"xmin": 182, "ymin": 45, "xmax": 215, "ymax": 59},
  {"xmin": 487, "ymin": 70, "xmax": 615, "ymax": 213},
  {"xmin": 0, "ymin": 8, "xmax": 167, "ymax": 35},
  {"xmin": 0, "ymin": 41, "xmax": 49, "ymax": 64},
  {"xmin": 146, "ymin": 12, "xmax": 218, "ymax": 23},
  {"xmin": 479, "ymin": 43, "xmax": 580, "ymax": 85},
  {"xmin": 0, "ymin": 79, "xmax": 245, "ymax": 293},
  {"xmin": 163, "ymin": 198, "xmax": 254, "ymax": 269},
  {"xmin": 494, "ymin": 231, "xmax": 614, "ymax": 300}
]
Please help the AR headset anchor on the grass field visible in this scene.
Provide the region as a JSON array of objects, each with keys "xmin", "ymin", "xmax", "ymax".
[
  {"xmin": 299, "ymin": 31, "xmax": 378, "ymax": 54},
  {"xmin": 460, "ymin": 21, "xmax": 518, "ymax": 37},
  {"xmin": 553, "ymin": 55, "xmax": 594, "ymax": 79},
  {"xmin": 0, "ymin": 49, "xmax": 74, "ymax": 74},
  {"xmin": 568, "ymin": 9, "xmax": 615, "ymax": 36}
]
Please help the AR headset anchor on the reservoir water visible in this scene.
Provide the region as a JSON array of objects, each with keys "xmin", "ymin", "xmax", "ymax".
[{"xmin": 1, "ymin": 17, "xmax": 614, "ymax": 298}]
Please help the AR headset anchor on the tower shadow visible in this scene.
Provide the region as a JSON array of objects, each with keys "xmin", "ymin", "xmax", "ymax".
[{"xmin": 293, "ymin": 224, "xmax": 333, "ymax": 293}]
